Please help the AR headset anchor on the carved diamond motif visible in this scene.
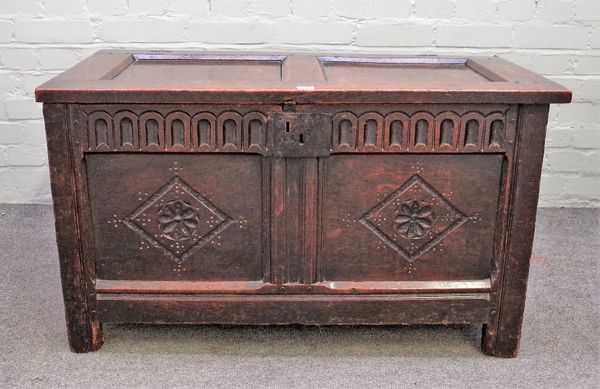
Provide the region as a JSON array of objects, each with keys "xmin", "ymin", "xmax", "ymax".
[
  {"xmin": 359, "ymin": 175, "xmax": 468, "ymax": 263},
  {"xmin": 124, "ymin": 176, "xmax": 233, "ymax": 264}
]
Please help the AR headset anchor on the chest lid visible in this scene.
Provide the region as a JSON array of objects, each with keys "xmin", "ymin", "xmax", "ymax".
[{"xmin": 35, "ymin": 50, "xmax": 571, "ymax": 105}]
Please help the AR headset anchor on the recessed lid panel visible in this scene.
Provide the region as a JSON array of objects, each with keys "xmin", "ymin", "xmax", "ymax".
[
  {"xmin": 36, "ymin": 51, "xmax": 572, "ymax": 104},
  {"xmin": 113, "ymin": 54, "xmax": 285, "ymax": 82},
  {"xmin": 318, "ymin": 56, "xmax": 505, "ymax": 83}
]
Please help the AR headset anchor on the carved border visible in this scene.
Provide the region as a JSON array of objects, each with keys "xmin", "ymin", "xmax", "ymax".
[
  {"xmin": 83, "ymin": 107, "xmax": 508, "ymax": 154},
  {"xmin": 333, "ymin": 110, "xmax": 508, "ymax": 153},
  {"xmin": 86, "ymin": 109, "xmax": 269, "ymax": 153}
]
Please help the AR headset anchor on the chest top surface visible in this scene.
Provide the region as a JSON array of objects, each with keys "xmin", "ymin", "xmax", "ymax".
[{"xmin": 35, "ymin": 50, "xmax": 571, "ymax": 105}]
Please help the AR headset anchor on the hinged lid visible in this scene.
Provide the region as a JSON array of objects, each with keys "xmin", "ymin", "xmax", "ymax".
[{"xmin": 35, "ymin": 50, "xmax": 571, "ymax": 104}]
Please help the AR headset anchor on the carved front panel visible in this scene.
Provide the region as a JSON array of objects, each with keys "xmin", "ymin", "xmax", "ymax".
[
  {"xmin": 321, "ymin": 154, "xmax": 503, "ymax": 281},
  {"xmin": 86, "ymin": 153, "xmax": 264, "ymax": 281},
  {"xmin": 75, "ymin": 104, "xmax": 513, "ymax": 286}
]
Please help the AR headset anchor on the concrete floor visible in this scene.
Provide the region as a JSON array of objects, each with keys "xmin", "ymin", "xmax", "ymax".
[{"xmin": 0, "ymin": 205, "xmax": 598, "ymax": 388}]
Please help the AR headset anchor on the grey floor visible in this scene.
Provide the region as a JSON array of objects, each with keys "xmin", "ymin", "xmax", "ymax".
[{"xmin": 1, "ymin": 205, "xmax": 598, "ymax": 388}]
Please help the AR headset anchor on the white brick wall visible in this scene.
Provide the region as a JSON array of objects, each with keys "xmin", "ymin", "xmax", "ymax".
[{"xmin": 0, "ymin": 0, "xmax": 598, "ymax": 207}]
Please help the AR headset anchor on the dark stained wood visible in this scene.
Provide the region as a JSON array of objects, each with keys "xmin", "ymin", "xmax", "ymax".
[
  {"xmin": 96, "ymin": 293, "xmax": 492, "ymax": 325},
  {"xmin": 482, "ymin": 105, "xmax": 551, "ymax": 357},
  {"xmin": 321, "ymin": 154, "xmax": 504, "ymax": 281},
  {"xmin": 85, "ymin": 153, "xmax": 264, "ymax": 281},
  {"xmin": 36, "ymin": 51, "xmax": 570, "ymax": 356},
  {"xmin": 43, "ymin": 104, "xmax": 103, "ymax": 353}
]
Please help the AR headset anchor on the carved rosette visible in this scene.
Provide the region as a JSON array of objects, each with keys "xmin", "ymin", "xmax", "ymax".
[
  {"xmin": 124, "ymin": 176, "xmax": 233, "ymax": 263},
  {"xmin": 157, "ymin": 200, "xmax": 200, "ymax": 241},
  {"xmin": 360, "ymin": 175, "xmax": 468, "ymax": 263},
  {"xmin": 393, "ymin": 200, "xmax": 434, "ymax": 239}
]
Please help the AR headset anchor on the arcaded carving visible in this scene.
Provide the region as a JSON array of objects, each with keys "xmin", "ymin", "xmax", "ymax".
[
  {"xmin": 333, "ymin": 111, "xmax": 506, "ymax": 152},
  {"xmin": 85, "ymin": 108, "xmax": 506, "ymax": 154},
  {"xmin": 86, "ymin": 110, "xmax": 268, "ymax": 153}
]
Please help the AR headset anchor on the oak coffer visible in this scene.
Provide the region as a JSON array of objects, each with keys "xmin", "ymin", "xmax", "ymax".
[{"xmin": 36, "ymin": 51, "xmax": 571, "ymax": 357}]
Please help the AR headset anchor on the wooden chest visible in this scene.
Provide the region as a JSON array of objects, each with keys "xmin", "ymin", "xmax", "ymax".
[{"xmin": 36, "ymin": 51, "xmax": 570, "ymax": 357}]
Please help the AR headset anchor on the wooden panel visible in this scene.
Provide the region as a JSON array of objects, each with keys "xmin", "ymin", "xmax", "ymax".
[
  {"xmin": 319, "ymin": 56, "xmax": 501, "ymax": 83},
  {"xmin": 96, "ymin": 293, "xmax": 491, "ymax": 325},
  {"xmin": 270, "ymin": 157, "xmax": 319, "ymax": 284},
  {"xmin": 86, "ymin": 153, "xmax": 265, "ymax": 281},
  {"xmin": 321, "ymin": 154, "xmax": 503, "ymax": 281},
  {"xmin": 114, "ymin": 54, "xmax": 285, "ymax": 82}
]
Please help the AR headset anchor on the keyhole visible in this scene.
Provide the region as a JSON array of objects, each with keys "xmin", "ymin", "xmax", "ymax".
[
  {"xmin": 299, "ymin": 133, "xmax": 304, "ymax": 144},
  {"xmin": 285, "ymin": 121, "xmax": 290, "ymax": 133}
]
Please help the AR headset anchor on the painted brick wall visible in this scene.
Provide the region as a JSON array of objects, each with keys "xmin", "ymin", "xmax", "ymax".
[{"xmin": 0, "ymin": 0, "xmax": 598, "ymax": 206}]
